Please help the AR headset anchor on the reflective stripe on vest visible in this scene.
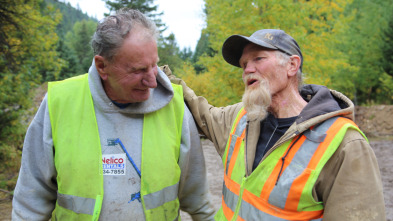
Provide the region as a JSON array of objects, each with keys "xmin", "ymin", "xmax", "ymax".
[
  {"xmin": 216, "ymin": 108, "xmax": 365, "ymax": 220},
  {"xmin": 57, "ymin": 193, "xmax": 98, "ymax": 216},
  {"xmin": 221, "ymin": 185, "xmax": 322, "ymax": 221},
  {"xmin": 48, "ymin": 74, "xmax": 184, "ymax": 220},
  {"xmin": 143, "ymin": 182, "xmax": 179, "ymax": 210}
]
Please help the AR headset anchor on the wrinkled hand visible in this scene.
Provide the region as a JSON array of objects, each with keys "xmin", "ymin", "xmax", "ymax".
[
  {"xmin": 160, "ymin": 65, "xmax": 182, "ymax": 85},
  {"xmin": 159, "ymin": 65, "xmax": 196, "ymax": 101}
]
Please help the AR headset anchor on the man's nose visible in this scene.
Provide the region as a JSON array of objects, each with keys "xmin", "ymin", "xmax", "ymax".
[
  {"xmin": 142, "ymin": 67, "xmax": 158, "ymax": 88},
  {"xmin": 243, "ymin": 62, "xmax": 256, "ymax": 75}
]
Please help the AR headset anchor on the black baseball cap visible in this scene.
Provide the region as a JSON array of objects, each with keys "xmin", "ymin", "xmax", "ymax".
[{"xmin": 222, "ymin": 29, "xmax": 303, "ymax": 70}]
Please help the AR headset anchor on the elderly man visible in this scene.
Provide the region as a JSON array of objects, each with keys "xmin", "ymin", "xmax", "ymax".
[
  {"xmin": 12, "ymin": 8, "xmax": 214, "ymax": 220},
  {"xmin": 165, "ymin": 29, "xmax": 385, "ymax": 220}
]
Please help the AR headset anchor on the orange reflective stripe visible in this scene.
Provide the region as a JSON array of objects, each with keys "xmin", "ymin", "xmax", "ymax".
[
  {"xmin": 223, "ymin": 137, "xmax": 233, "ymax": 172},
  {"xmin": 242, "ymin": 189, "xmax": 323, "ymax": 220},
  {"xmin": 227, "ymin": 130, "xmax": 246, "ymax": 177},
  {"xmin": 237, "ymin": 215, "xmax": 246, "ymax": 221},
  {"xmin": 307, "ymin": 118, "xmax": 356, "ymax": 169},
  {"xmin": 285, "ymin": 118, "xmax": 356, "ymax": 211},
  {"xmin": 284, "ymin": 168, "xmax": 312, "ymax": 211},
  {"xmin": 223, "ymin": 200, "xmax": 245, "ymax": 221},
  {"xmin": 224, "ymin": 174, "xmax": 241, "ymax": 195},
  {"xmin": 260, "ymin": 135, "xmax": 306, "ymax": 200},
  {"xmin": 307, "ymin": 118, "xmax": 352, "ymax": 169},
  {"xmin": 222, "ymin": 195, "xmax": 234, "ymax": 220},
  {"xmin": 224, "ymin": 109, "xmax": 247, "ymax": 172},
  {"xmin": 224, "ymin": 136, "xmax": 233, "ymax": 172},
  {"xmin": 222, "ymin": 175, "xmax": 242, "ymax": 220},
  {"xmin": 222, "ymin": 180, "xmax": 323, "ymax": 220}
]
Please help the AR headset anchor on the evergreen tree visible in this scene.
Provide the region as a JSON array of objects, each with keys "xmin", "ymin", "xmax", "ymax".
[
  {"xmin": 157, "ymin": 33, "xmax": 182, "ymax": 72},
  {"xmin": 179, "ymin": 47, "xmax": 193, "ymax": 61},
  {"xmin": 44, "ymin": 0, "xmax": 94, "ymax": 38},
  {"xmin": 64, "ymin": 20, "xmax": 96, "ymax": 74},
  {"xmin": 74, "ymin": 21, "xmax": 95, "ymax": 71},
  {"xmin": 56, "ymin": 39, "xmax": 81, "ymax": 80},
  {"xmin": 192, "ymin": 31, "xmax": 216, "ymax": 74},
  {"xmin": 332, "ymin": 0, "xmax": 393, "ymax": 104},
  {"xmin": 104, "ymin": 0, "xmax": 165, "ymax": 31},
  {"xmin": 382, "ymin": 14, "xmax": 393, "ymax": 78},
  {"xmin": 44, "ymin": 0, "xmax": 99, "ymax": 79}
]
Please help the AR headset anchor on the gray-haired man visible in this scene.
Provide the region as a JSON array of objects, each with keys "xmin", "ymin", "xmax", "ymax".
[
  {"xmin": 12, "ymin": 8, "xmax": 214, "ymax": 221},
  {"xmin": 166, "ymin": 29, "xmax": 385, "ymax": 220}
]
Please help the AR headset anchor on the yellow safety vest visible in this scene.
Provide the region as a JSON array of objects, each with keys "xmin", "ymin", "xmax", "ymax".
[
  {"xmin": 48, "ymin": 74, "xmax": 184, "ymax": 220},
  {"xmin": 215, "ymin": 108, "xmax": 366, "ymax": 220}
]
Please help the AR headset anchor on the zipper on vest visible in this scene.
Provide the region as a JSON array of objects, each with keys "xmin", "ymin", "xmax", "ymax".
[
  {"xmin": 245, "ymin": 121, "xmax": 250, "ymax": 177},
  {"xmin": 232, "ymin": 176, "xmax": 247, "ymax": 221},
  {"xmin": 261, "ymin": 131, "xmax": 300, "ymax": 163},
  {"xmin": 275, "ymin": 134, "xmax": 302, "ymax": 185}
]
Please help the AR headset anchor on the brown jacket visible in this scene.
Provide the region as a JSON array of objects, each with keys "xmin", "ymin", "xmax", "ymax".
[{"xmin": 162, "ymin": 66, "xmax": 386, "ymax": 220}]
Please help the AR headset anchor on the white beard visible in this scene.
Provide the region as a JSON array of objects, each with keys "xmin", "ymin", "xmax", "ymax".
[{"xmin": 242, "ymin": 75, "xmax": 272, "ymax": 121}]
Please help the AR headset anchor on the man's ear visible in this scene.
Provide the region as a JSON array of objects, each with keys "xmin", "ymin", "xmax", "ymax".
[
  {"xmin": 287, "ymin": 55, "xmax": 301, "ymax": 77},
  {"xmin": 94, "ymin": 55, "xmax": 108, "ymax": 80}
]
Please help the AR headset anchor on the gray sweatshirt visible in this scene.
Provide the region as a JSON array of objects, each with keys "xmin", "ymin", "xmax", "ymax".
[{"xmin": 12, "ymin": 61, "xmax": 215, "ymax": 220}]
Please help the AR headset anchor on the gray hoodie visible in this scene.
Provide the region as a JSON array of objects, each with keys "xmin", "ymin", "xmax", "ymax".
[{"xmin": 12, "ymin": 61, "xmax": 215, "ymax": 220}]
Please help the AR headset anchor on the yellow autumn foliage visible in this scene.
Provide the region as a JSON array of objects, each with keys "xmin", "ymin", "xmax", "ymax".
[{"xmin": 177, "ymin": 0, "xmax": 359, "ymax": 106}]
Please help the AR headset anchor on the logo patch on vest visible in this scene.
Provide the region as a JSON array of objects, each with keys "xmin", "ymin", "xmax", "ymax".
[{"xmin": 102, "ymin": 154, "xmax": 126, "ymax": 175}]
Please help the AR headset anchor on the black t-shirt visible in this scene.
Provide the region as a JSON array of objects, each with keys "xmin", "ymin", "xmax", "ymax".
[{"xmin": 252, "ymin": 113, "xmax": 297, "ymax": 171}]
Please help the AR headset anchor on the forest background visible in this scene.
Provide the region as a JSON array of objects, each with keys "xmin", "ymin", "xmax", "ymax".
[{"xmin": 0, "ymin": 0, "xmax": 393, "ymax": 198}]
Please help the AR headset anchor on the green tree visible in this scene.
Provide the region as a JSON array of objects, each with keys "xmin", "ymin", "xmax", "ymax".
[
  {"xmin": 157, "ymin": 33, "xmax": 182, "ymax": 72},
  {"xmin": 192, "ymin": 31, "xmax": 215, "ymax": 74},
  {"xmin": 0, "ymin": 0, "xmax": 61, "ymax": 188},
  {"xmin": 64, "ymin": 19, "xmax": 96, "ymax": 74},
  {"xmin": 382, "ymin": 14, "xmax": 393, "ymax": 78},
  {"xmin": 44, "ymin": 0, "xmax": 99, "ymax": 79},
  {"xmin": 56, "ymin": 38, "xmax": 81, "ymax": 79},
  {"xmin": 44, "ymin": 0, "xmax": 93, "ymax": 38},
  {"xmin": 104, "ymin": 0, "xmax": 165, "ymax": 30},
  {"xmin": 179, "ymin": 47, "xmax": 193, "ymax": 61},
  {"xmin": 331, "ymin": 0, "xmax": 393, "ymax": 104},
  {"xmin": 380, "ymin": 13, "xmax": 393, "ymax": 102}
]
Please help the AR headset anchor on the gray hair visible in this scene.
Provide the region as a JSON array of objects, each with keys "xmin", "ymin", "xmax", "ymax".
[
  {"xmin": 275, "ymin": 51, "xmax": 304, "ymax": 91},
  {"xmin": 91, "ymin": 8, "xmax": 159, "ymax": 61}
]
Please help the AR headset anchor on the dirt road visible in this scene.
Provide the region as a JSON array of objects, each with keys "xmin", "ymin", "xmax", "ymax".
[{"xmin": 372, "ymin": 139, "xmax": 393, "ymax": 220}]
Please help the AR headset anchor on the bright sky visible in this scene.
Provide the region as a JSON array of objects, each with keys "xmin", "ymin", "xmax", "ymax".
[{"xmin": 62, "ymin": 0, "xmax": 205, "ymax": 50}]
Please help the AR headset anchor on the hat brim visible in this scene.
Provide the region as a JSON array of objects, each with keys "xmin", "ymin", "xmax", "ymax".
[{"xmin": 222, "ymin": 35, "xmax": 278, "ymax": 67}]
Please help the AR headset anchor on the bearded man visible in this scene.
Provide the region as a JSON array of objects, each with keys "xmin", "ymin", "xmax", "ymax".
[{"xmin": 164, "ymin": 29, "xmax": 385, "ymax": 220}]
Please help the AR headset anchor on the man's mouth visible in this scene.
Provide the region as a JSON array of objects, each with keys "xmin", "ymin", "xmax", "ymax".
[
  {"xmin": 247, "ymin": 79, "xmax": 258, "ymax": 87},
  {"xmin": 135, "ymin": 87, "xmax": 149, "ymax": 91}
]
